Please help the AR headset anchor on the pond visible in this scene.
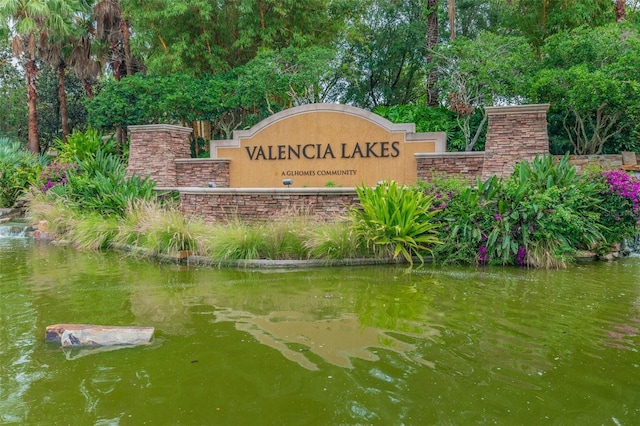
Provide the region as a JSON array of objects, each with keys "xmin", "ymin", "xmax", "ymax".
[{"xmin": 1, "ymin": 229, "xmax": 640, "ymax": 424}]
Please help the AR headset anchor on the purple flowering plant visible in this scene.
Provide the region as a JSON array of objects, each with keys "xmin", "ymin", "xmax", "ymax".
[
  {"xmin": 423, "ymin": 155, "xmax": 615, "ymax": 268},
  {"xmin": 596, "ymin": 169, "xmax": 640, "ymax": 240},
  {"xmin": 38, "ymin": 163, "xmax": 78, "ymax": 192}
]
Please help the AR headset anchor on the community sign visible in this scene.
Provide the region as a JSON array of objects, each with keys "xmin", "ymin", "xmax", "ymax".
[{"xmin": 211, "ymin": 104, "xmax": 446, "ymax": 187}]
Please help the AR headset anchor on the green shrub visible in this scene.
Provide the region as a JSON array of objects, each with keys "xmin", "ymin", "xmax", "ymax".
[
  {"xmin": 428, "ymin": 155, "xmax": 608, "ymax": 267},
  {"xmin": 27, "ymin": 194, "xmax": 78, "ymax": 238},
  {"xmin": 374, "ymin": 104, "xmax": 470, "ymax": 151},
  {"xmin": 67, "ymin": 212, "xmax": 120, "ymax": 250},
  {"xmin": 0, "ymin": 138, "xmax": 44, "ymax": 207},
  {"xmin": 53, "ymin": 127, "xmax": 117, "ymax": 163},
  {"xmin": 49, "ymin": 149, "xmax": 156, "ymax": 217},
  {"xmin": 349, "ymin": 180, "xmax": 442, "ymax": 265}
]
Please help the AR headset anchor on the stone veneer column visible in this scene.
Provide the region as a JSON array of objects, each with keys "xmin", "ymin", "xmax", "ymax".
[
  {"xmin": 482, "ymin": 104, "xmax": 550, "ymax": 180},
  {"xmin": 127, "ymin": 124, "xmax": 193, "ymax": 187}
]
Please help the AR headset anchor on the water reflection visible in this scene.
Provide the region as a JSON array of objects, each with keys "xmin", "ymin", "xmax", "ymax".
[{"xmin": 214, "ymin": 309, "xmax": 437, "ymax": 370}]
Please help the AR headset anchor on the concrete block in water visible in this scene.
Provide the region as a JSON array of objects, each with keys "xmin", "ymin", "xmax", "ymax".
[{"xmin": 46, "ymin": 324, "xmax": 154, "ymax": 346}]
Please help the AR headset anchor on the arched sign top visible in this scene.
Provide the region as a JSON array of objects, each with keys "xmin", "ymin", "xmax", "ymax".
[
  {"xmin": 211, "ymin": 103, "xmax": 446, "ymax": 188},
  {"xmin": 233, "ymin": 103, "xmax": 416, "ymax": 139}
]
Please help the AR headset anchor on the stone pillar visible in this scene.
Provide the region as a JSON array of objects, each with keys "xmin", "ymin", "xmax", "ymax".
[
  {"xmin": 482, "ymin": 104, "xmax": 550, "ymax": 180},
  {"xmin": 127, "ymin": 124, "xmax": 193, "ymax": 187}
]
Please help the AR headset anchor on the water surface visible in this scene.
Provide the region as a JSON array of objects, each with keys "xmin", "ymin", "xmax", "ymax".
[{"xmin": 1, "ymin": 234, "xmax": 639, "ymax": 424}]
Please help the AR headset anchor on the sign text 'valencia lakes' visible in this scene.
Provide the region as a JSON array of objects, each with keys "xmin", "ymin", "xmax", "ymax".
[{"xmin": 245, "ymin": 141, "xmax": 401, "ymax": 161}]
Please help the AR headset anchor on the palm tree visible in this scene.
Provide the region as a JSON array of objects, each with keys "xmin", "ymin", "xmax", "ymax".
[
  {"xmin": 93, "ymin": 0, "xmax": 137, "ymax": 148},
  {"xmin": 69, "ymin": 32, "xmax": 102, "ymax": 98},
  {"xmin": 39, "ymin": 2, "xmax": 92, "ymax": 141},
  {"xmin": 93, "ymin": 0, "xmax": 133, "ymax": 80},
  {"xmin": 38, "ymin": 37, "xmax": 69, "ymax": 140},
  {"xmin": 0, "ymin": 0, "xmax": 82, "ymax": 153}
]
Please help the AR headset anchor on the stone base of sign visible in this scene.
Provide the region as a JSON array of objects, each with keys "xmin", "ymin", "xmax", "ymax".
[
  {"xmin": 175, "ymin": 186, "xmax": 360, "ymax": 223},
  {"xmin": 127, "ymin": 124, "xmax": 193, "ymax": 187}
]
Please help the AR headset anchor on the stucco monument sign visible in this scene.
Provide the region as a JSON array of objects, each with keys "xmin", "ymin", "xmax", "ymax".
[{"xmin": 211, "ymin": 104, "xmax": 446, "ymax": 187}]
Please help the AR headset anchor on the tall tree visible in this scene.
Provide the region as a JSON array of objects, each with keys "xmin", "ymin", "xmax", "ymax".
[
  {"xmin": 0, "ymin": 0, "xmax": 80, "ymax": 153},
  {"xmin": 448, "ymin": 0, "xmax": 455, "ymax": 41},
  {"xmin": 498, "ymin": 0, "xmax": 614, "ymax": 55},
  {"xmin": 435, "ymin": 32, "xmax": 537, "ymax": 151},
  {"xmin": 38, "ymin": 37, "xmax": 71, "ymax": 140},
  {"xmin": 530, "ymin": 24, "xmax": 640, "ymax": 154},
  {"xmin": 426, "ymin": 0, "xmax": 439, "ymax": 106},
  {"xmin": 68, "ymin": 21, "xmax": 102, "ymax": 98},
  {"xmin": 94, "ymin": 0, "xmax": 131, "ymax": 81},
  {"xmin": 333, "ymin": 0, "xmax": 427, "ymax": 109},
  {"xmin": 94, "ymin": 0, "xmax": 141, "ymax": 147},
  {"xmin": 122, "ymin": 0, "xmax": 349, "ymax": 76}
]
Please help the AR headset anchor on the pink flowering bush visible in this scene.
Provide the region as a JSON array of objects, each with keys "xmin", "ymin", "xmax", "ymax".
[
  {"xmin": 596, "ymin": 170, "xmax": 640, "ymax": 241},
  {"xmin": 38, "ymin": 163, "xmax": 78, "ymax": 192}
]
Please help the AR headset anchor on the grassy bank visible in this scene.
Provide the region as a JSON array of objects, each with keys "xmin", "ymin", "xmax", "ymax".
[{"xmin": 27, "ymin": 195, "xmax": 373, "ymax": 264}]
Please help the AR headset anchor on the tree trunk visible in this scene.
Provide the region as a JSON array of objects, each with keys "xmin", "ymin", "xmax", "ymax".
[
  {"xmin": 25, "ymin": 59, "xmax": 40, "ymax": 154},
  {"xmin": 615, "ymin": 0, "xmax": 626, "ymax": 23},
  {"xmin": 57, "ymin": 61, "xmax": 69, "ymax": 142},
  {"xmin": 426, "ymin": 0, "xmax": 439, "ymax": 107},
  {"xmin": 448, "ymin": 0, "xmax": 456, "ymax": 41},
  {"xmin": 83, "ymin": 80, "xmax": 94, "ymax": 98},
  {"xmin": 122, "ymin": 19, "xmax": 133, "ymax": 76}
]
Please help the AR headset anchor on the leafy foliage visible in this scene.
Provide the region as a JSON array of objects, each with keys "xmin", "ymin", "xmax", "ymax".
[
  {"xmin": 36, "ymin": 66, "xmax": 89, "ymax": 150},
  {"xmin": 0, "ymin": 44, "xmax": 27, "ymax": 141},
  {"xmin": 434, "ymin": 32, "xmax": 537, "ymax": 151},
  {"xmin": 427, "ymin": 155, "xmax": 614, "ymax": 268},
  {"xmin": 498, "ymin": 0, "xmax": 613, "ymax": 50},
  {"xmin": 332, "ymin": 0, "xmax": 427, "ymax": 108},
  {"xmin": 47, "ymin": 149, "xmax": 156, "ymax": 217},
  {"xmin": 53, "ymin": 126, "xmax": 117, "ymax": 163},
  {"xmin": 374, "ymin": 104, "xmax": 470, "ymax": 151},
  {"xmin": 349, "ymin": 180, "xmax": 442, "ymax": 265},
  {"xmin": 0, "ymin": 138, "xmax": 44, "ymax": 207},
  {"xmin": 530, "ymin": 24, "xmax": 640, "ymax": 154},
  {"xmin": 124, "ymin": 0, "xmax": 348, "ymax": 75}
]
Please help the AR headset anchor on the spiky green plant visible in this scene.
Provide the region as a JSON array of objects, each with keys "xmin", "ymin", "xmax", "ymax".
[
  {"xmin": 50, "ymin": 149, "xmax": 156, "ymax": 217},
  {"xmin": 258, "ymin": 219, "xmax": 311, "ymax": 260},
  {"xmin": 53, "ymin": 127, "xmax": 117, "ymax": 163},
  {"xmin": 349, "ymin": 180, "xmax": 442, "ymax": 265},
  {"xmin": 0, "ymin": 138, "xmax": 45, "ymax": 207}
]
